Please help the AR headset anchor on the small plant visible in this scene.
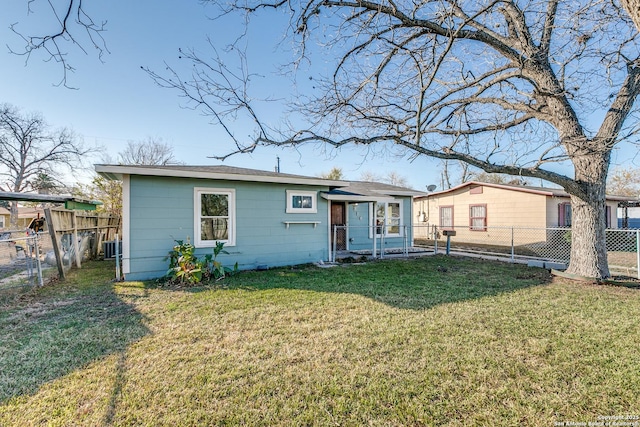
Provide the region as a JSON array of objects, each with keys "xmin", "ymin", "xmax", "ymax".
[
  {"xmin": 165, "ymin": 239, "xmax": 238, "ymax": 285},
  {"xmin": 165, "ymin": 239, "xmax": 203, "ymax": 285},
  {"xmin": 201, "ymin": 241, "xmax": 239, "ymax": 281}
]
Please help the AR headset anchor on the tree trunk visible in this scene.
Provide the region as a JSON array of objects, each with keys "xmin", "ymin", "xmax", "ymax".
[
  {"xmin": 565, "ymin": 155, "xmax": 610, "ymax": 279},
  {"xmin": 9, "ymin": 201, "xmax": 19, "ymax": 230}
]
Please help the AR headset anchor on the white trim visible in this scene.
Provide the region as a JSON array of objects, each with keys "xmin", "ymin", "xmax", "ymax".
[
  {"xmin": 122, "ymin": 174, "xmax": 131, "ymax": 275},
  {"xmin": 95, "ymin": 164, "xmax": 348, "ymax": 187},
  {"xmin": 286, "ymin": 190, "xmax": 318, "ymax": 214},
  {"xmin": 194, "ymin": 187, "xmax": 236, "ymax": 247},
  {"xmin": 283, "ymin": 221, "xmax": 321, "ymax": 228},
  {"xmin": 370, "ymin": 200, "xmax": 403, "ymax": 238},
  {"xmin": 321, "ymin": 192, "xmax": 394, "ymax": 202}
]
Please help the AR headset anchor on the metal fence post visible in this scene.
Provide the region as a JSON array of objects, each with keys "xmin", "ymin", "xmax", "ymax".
[
  {"xmin": 35, "ymin": 234, "xmax": 43, "ymax": 287},
  {"xmin": 115, "ymin": 233, "xmax": 121, "ymax": 281},
  {"xmin": 372, "ymin": 224, "xmax": 377, "ymax": 259},
  {"xmin": 636, "ymin": 230, "xmax": 640, "ymax": 280},
  {"xmin": 434, "ymin": 225, "xmax": 438, "ymax": 254},
  {"xmin": 511, "ymin": 227, "xmax": 515, "ymax": 263}
]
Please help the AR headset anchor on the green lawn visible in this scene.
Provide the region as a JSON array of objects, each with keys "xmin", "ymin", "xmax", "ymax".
[{"xmin": 1, "ymin": 257, "xmax": 639, "ymax": 426}]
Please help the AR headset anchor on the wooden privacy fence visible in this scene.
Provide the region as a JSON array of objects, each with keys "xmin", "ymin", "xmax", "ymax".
[{"xmin": 44, "ymin": 208, "xmax": 121, "ymax": 279}]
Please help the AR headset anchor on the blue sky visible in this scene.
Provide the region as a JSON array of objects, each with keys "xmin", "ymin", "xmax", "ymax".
[{"xmin": 0, "ymin": 1, "xmax": 636, "ymax": 191}]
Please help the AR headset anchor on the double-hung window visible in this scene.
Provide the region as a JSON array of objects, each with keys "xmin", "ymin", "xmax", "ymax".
[
  {"xmin": 195, "ymin": 188, "xmax": 236, "ymax": 247},
  {"xmin": 469, "ymin": 204, "xmax": 487, "ymax": 231},
  {"xmin": 372, "ymin": 201, "xmax": 402, "ymax": 237}
]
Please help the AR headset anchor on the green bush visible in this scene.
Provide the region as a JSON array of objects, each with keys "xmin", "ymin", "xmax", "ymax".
[{"xmin": 165, "ymin": 239, "xmax": 238, "ymax": 285}]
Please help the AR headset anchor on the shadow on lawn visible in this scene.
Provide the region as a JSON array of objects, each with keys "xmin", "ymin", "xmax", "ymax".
[
  {"xmin": 0, "ymin": 266, "xmax": 150, "ymax": 403},
  {"xmin": 224, "ymin": 255, "xmax": 553, "ymax": 311}
]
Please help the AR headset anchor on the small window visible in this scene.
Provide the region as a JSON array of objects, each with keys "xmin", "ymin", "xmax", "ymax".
[
  {"xmin": 469, "ymin": 204, "xmax": 487, "ymax": 231},
  {"xmin": 440, "ymin": 206, "xmax": 454, "ymax": 229},
  {"xmin": 195, "ymin": 188, "xmax": 236, "ymax": 247},
  {"xmin": 286, "ymin": 190, "xmax": 317, "ymax": 213}
]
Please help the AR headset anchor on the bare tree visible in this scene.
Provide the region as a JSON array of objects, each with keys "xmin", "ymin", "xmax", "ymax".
[
  {"xmin": 7, "ymin": 0, "xmax": 108, "ymax": 87},
  {"xmin": 12, "ymin": 1, "xmax": 640, "ymax": 278},
  {"xmin": 118, "ymin": 138, "xmax": 182, "ymax": 166},
  {"xmin": 0, "ymin": 104, "xmax": 92, "ymax": 227},
  {"xmin": 143, "ymin": 1, "xmax": 640, "ymax": 279},
  {"xmin": 607, "ymin": 167, "xmax": 640, "ymax": 196},
  {"xmin": 76, "ymin": 137, "xmax": 180, "ymax": 214}
]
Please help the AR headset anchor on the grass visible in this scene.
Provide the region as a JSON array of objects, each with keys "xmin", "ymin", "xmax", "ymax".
[{"xmin": 1, "ymin": 256, "xmax": 640, "ymax": 426}]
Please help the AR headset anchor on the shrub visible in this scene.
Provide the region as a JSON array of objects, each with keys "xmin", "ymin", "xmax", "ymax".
[{"xmin": 165, "ymin": 239, "xmax": 238, "ymax": 285}]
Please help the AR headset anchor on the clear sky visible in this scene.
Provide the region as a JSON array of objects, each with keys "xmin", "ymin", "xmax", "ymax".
[{"xmin": 0, "ymin": 1, "xmax": 636, "ymax": 191}]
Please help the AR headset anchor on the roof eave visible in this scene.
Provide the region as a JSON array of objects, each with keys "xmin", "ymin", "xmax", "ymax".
[
  {"xmin": 320, "ymin": 193, "xmax": 395, "ymax": 203},
  {"xmin": 95, "ymin": 164, "xmax": 349, "ymax": 187}
]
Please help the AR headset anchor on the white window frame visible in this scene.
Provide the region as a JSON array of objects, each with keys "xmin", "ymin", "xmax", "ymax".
[
  {"xmin": 194, "ymin": 187, "xmax": 236, "ymax": 247},
  {"xmin": 0, "ymin": 216, "xmax": 4, "ymax": 229},
  {"xmin": 286, "ymin": 190, "xmax": 317, "ymax": 213},
  {"xmin": 370, "ymin": 201, "xmax": 403, "ymax": 237}
]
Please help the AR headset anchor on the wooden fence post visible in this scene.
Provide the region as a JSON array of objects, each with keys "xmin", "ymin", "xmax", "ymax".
[{"xmin": 44, "ymin": 208, "xmax": 65, "ymax": 280}]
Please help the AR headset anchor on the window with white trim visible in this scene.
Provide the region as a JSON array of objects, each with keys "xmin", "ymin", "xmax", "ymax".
[
  {"xmin": 0, "ymin": 216, "xmax": 4, "ymax": 228},
  {"xmin": 286, "ymin": 190, "xmax": 317, "ymax": 213},
  {"xmin": 195, "ymin": 188, "xmax": 236, "ymax": 247},
  {"xmin": 372, "ymin": 201, "xmax": 403, "ymax": 237}
]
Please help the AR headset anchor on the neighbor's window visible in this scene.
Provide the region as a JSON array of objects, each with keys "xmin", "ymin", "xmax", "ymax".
[
  {"xmin": 469, "ymin": 204, "xmax": 487, "ymax": 231},
  {"xmin": 195, "ymin": 188, "xmax": 236, "ymax": 247},
  {"xmin": 439, "ymin": 206, "xmax": 454, "ymax": 229},
  {"xmin": 558, "ymin": 202, "xmax": 571, "ymax": 227},
  {"xmin": 0, "ymin": 216, "xmax": 4, "ymax": 229},
  {"xmin": 559, "ymin": 202, "xmax": 611, "ymax": 228},
  {"xmin": 286, "ymin": 190, "xmax": 317, "ymax": 213},
  {"xmin": 372, "ymin": 201, "xmax": 403, "ymax": 237}
]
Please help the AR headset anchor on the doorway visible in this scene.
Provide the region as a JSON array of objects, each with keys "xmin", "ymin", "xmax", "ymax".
[{"xmin": 330, "ymin": 202, "xmax": 347, "ymax": 251}]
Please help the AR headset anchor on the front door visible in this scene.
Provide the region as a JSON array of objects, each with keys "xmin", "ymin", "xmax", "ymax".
[{"xmin": 331, "ymin": 202, "xmax": 347, "ymax": 251}]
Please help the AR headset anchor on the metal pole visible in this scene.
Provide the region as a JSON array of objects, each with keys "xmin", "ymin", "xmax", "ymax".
[
  {"xmin": 372, "ymin": 223, "xmax": 377, "ymax": 259},
  {"xmin": 333, "ymin": 226, "xmax": 338, "ymax": 263},
  {"xmin": 35, "ymin": 234, "xmax": 43, "ymax": 287},
  {"xmin": 115, "ymin": 233, "xmax": 121, "ymax": 281},
  {"xmin": 511, "ymin": 227, "xmax": 515, "ymax": 262},
  {"xmin": 404, "ymin": 225, "xmax": 408, "ymax": 257},
  {"xmin": 434, "ymin": 225, "xmax": 438, "ymax": 254},
  {"xmin": 636, "ymin": 230, "xmax": 640, "ymax": 279}
]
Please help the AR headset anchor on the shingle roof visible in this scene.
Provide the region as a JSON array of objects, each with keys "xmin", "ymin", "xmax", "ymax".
[{"xmin": 418, "ymin": 180, "xmax": 636, "ymax": 202}]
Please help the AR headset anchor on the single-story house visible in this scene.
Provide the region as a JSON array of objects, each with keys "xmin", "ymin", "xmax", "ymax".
[
  {"xmin": 0, "ymin": 206, "xmax": 45, "ymax": 231},
  {"xmin": 413, "ymin": 181, "xmax": 633, "ymax": 245},
  {"xmin": 95, "ymin": 164, "xmax": 424, "ymax": 281}
]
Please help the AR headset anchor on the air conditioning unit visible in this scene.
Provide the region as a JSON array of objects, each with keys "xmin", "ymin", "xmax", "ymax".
[{"xmin": 103, "ymin": 240, "xmax": 122, "ymax": 259}]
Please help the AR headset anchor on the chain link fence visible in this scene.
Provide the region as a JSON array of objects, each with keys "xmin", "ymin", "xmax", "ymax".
[
  {"xmin": 0, "ymin": 230, "xmax": 55, "ymax": 289},
  {"xmin": 412, "ymin": 224, "xmax": 640, "ymax": 278},
  {"xmin": 331, "ymin": 223, "xmax": 640, "ymax": 278}
]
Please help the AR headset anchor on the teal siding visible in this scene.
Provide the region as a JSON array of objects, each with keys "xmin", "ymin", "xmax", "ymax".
[
  {"xmin": 346, "ymin": 198, "xmax": 414, "ymax": 252},
  {"xmin": 126, "ymin": 176, "xmax": 330, "ymax": 280}
]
